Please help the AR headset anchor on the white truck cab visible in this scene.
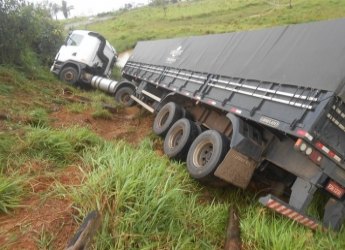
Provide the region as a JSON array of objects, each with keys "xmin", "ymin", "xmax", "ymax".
[{"xmin": 51, "ymin": 30, "xmax": 117, "ymax": 84}]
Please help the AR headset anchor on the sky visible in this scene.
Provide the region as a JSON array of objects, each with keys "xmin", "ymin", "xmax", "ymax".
[{"xmin": 28, "ymin": 0, "xmax": 150, "ymax": 17}]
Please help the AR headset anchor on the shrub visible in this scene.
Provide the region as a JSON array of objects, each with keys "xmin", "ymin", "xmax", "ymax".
[{"xmin": 0, "ymin": 0, "xmax": 63, "ymax": 70}]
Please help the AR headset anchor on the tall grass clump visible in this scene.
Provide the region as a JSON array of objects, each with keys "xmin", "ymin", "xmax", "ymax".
[
  {"xmin": 59, "ymin": 136, "xmax": 345, "ymax": 250},
  {"xmin": 240, "ymin": 205, "xmax": 345, "ymax": 249},
  {"xmin": 63, "ymin": 139, "xmax": 230, "ymax": 249},
  {"xmin": 0, "ymin": 174, "xmax": 24, "ymax": 213},
  {"xmin": 0, "ymin": 133, "xmax": 19, "ymax": 170},
  {"xmin": 27, "ymin": 108, "xmax": 49, "ymax": 127},
  {"xmin": 21, "ymin": 126, "xmax": 102, "ymax": 167}
]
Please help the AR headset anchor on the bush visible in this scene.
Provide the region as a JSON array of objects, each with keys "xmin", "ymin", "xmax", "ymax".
[{"xmin": 0, "ymin": 0, "xmax": 63, "ymax": 69}]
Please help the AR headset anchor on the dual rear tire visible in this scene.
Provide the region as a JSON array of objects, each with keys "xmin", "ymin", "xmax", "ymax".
[
  {"xmin": 153, "ymin": 102, "xmax": 229, "ymax": 184},
  {"xmin": 186, "ymin": 130, "xmax": 229, "ymax": 184},
  {"xmin": 163, "ymin": 118, "xmax": 200, "ymax": 161}
]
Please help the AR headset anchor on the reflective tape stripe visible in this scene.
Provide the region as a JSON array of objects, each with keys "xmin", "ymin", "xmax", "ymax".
[
  {"xmin": 296, "ymin": 130, "xmax": 314, "ymax": 142},
  {"xmin": 322, "ymin": 146, "xmax": 330, "ymax": 154},
  {"xmin": 268, "ymin": 201, "xmax": 280, "ymax": 209},
  {"xmin": 276, "ymin": 205, "xmax": 287, "ymax": 213},
  {"xmin": 315, "ymin": 141, "xmax": 342, "ymax": 163},
  {"xmin": 262, "ymin": 197, "xmax": 321, "ymax": 231},
  {"xmin": 334, "ymin": 155, "xmax": 341, "ymax": 163},
  {"xmin": 305, "ymin": 132, "xmax": 314, "ymax": 141},
  {"xmin": 300, "ymin": 217, "xmax": 310, "ymax": 224},
  {"xmin": 281, "ymin": 208, "xmax": 293, "ymax": 216},
  {"xmin": 289, "ymin": 212, "xmax": 299, "ymax": 219}
]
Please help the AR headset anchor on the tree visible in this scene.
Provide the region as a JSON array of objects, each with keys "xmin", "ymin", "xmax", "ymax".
[
  {"xmin": 61, "ymin": 0, "xmax": 73, "ymax": 19},
  {"xmin": 51, "ymin": 3, "xmax": 60, "ymax": 20},
  {"xmin": 0, "ymin": 0, "xmax": 63, "ymax": 68},
  {"xmin": 151, "ymin": 0, "xmax": 168, "ymax": 17},
  {"xmin": 124, "ymin": 3, "xmax": 132, "ymax": 10}
]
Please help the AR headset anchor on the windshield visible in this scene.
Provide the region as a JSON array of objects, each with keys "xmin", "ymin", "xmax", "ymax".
[{"xmin": 66, "ymin": 33, "xmax": 84, "ymax": 46}]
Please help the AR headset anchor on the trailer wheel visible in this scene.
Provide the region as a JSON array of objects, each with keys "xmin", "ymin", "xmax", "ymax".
[
  {"xmin": 153, "ymin": 102, "xmax": 184, "ymax": 137},
  {"xmin": 187, "ymin": 130, "xmax": 229, "ymax": 184},
  {"xmin": 164, "ymin": 118, "xmax": 200, "ymax": 161},
  {"xmin": 115, "ymin": 86, "xmax": 135, "ymax": 106},
  {"xmin": 59, "ymin": 66, "xmax": 78, "ymax": 85}
]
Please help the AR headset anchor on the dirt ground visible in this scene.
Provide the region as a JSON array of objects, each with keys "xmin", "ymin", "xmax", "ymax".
[
  {"xmin": 0, "ymin": 164, "xmax": 82, "ymax": 249},
  {"xmin": 51, "ymin": 105, "xmax": 153, "ymax": 144},
  {"xmin": 0, "ymin": 103, "xmax": 154, "ymax": 249}
]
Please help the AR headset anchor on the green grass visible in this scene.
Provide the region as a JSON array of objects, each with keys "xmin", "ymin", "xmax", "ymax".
[
  {"xmin": 35, "ymin": 226, "xmax": 55, "ymax": 250},
  {"xmin": 54, "ymin": 136, "xmax": 345, "ymax": 250},
  {"xmin": 27, "ymin": 108, "xmax": 49, "ymax": 127},
  {"xmin": 0, "ymin": 174, "xmax": 24, "ymax": 213},
  {"xmin": 85, "ymin": 0, "xmax": 345, "ymax": 52},
  {"xmin": 0, "ymin": 126, "xmax": 102, "ymax": 170},
  {"xmin": 92, "ymin": 109, "xmax": 113, "ymax": 120},
  {"xmin": 1, "ymin": 0, "xmax": 345, "ymax": 248},
  {"xmin": 66, "ymin": 102, "xmax": 88, "ymax": 114},
  {"xmin": 0, "ymin": 133, "xmax": 18, "ymax": 169},
  {"xmin": 57, "ymin": 139, "xmax": 230, "ymax": 249},
  {"xmin": 21, "ymin": 126, "xmax": 102, "ymax": 168}
]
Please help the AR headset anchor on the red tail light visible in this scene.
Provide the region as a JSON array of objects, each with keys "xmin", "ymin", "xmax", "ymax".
[
  {"xmin": 309, "ymin": 150, "xmax": 323, "ymax": 165},
  {"xmin": 326, "ymin": 180, "xmax": 345, "ymax": 199}
]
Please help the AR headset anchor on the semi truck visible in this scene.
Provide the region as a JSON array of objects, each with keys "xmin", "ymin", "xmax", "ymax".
[
  {"xmin": 53, "ymin": 19, "xmax": 345, "ymax": 231},
  {"xmin": 51, "ymin": 30, "xmax": 117, "ymax": 83},
  {"xmin": 50, "ymin": 30, "xmax": 136, "ymax": 106}
]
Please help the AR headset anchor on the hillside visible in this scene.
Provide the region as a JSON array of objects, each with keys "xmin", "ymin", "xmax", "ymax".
[
  {"xmin": 1, "ymin": 0, "xmax": 345, "ymax": 249},
  {"xmin": 80, "ymin": 0, "xmax": 345, "ymax": 52}
]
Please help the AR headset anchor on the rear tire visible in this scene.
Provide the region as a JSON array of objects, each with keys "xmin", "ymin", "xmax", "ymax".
[
  {"xmin": 59, "ymin": 66, "xmax": 78, "ymax": 85},
  {"xmin": 115, "ymin": 86, "xmax": 135, "ymax": 106},
  {"xmin": 153, "ymin": 102, "xmax": 184, "ymax": 137},
  {"xmin": 186, "ymin": 130, "xmax": 229, "ymax": 184},
  {"xmin": 164, "ymin": 118, "xmax": 200, "ymax": 161}
]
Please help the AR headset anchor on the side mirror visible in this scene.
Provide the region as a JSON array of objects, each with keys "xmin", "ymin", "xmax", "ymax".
[
  {"xmin": 64, "ymin": 36, "xmax": 69, "ymax": 46},
  {"xmin": 64, "ymin": 31, "xmax": 72, "ymax": 46}
]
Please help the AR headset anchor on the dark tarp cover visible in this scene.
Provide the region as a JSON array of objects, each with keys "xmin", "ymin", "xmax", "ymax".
[{"xmin": 129, "ymin": 18, "xmax": 345, "ymax": 99}]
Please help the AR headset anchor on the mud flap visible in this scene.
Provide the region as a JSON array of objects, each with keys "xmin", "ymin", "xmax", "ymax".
[
  {"xmin": 214, "ymin": 149, "xmax": 257, "ymax": 189},
  {"xmin": 323, "ymin": 198, "xmax": 345, "ymax": 231}
]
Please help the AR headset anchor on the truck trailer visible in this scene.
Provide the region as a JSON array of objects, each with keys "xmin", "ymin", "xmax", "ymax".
[
  {"xmin": 119, "ymin": 18, "xmax": 345, "ymax": 231},
  {"xmin": 52, "ymin": 19, "xmax": 345, "ymax": 231}
]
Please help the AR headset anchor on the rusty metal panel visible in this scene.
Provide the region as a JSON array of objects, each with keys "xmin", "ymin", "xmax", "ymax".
[{"xmin": 214, "ymin": 149, "xmax": 257, "ymax": 189}]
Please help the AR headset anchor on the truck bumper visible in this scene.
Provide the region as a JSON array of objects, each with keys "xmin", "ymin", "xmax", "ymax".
[
  {"xmin": 259, "ymin": 194, "xmax": 322, "ymax": 230},
  {"xmin": 50, "ymin": 60, "xmax": 63, "ymax": 76}
]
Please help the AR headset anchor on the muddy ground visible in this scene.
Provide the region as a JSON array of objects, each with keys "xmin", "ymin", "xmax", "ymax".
[{"xmin": 0, "ymin": 101, "xmax": 154, "ymax": 249}]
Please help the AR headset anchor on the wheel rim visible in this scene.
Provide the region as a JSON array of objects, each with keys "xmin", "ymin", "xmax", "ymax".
[
  {"xmin": 193, "ymin": 140, "xmax": 213, "ymax": 168},
  {"xmin": 168, "ymin": 126, "xmax": 184, "ymax": 149},
  {"xmin": 65, "ymin": 71, "xmax": 75, "ymax": 81},
  {"xmin": 158, "ymin": 110, "xmax": 170, "ymax": 128},
  {"xmin": 121, "ymin": 93, "xmax": 131, "ymax": 104}
]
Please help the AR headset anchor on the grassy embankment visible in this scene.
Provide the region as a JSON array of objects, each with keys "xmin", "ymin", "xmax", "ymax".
[
  {"xmin": 85, "ymin": 0, "xmax": 345, "ymax": 52},
  {"xmin": 2, "ymin": 0, "xmax": 345, "ymax": 248}
]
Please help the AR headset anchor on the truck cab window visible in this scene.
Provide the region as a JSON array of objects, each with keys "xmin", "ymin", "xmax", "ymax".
[{"xmin": 66, "ymin": 34, "xmax": 84, "ymax": 46}]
